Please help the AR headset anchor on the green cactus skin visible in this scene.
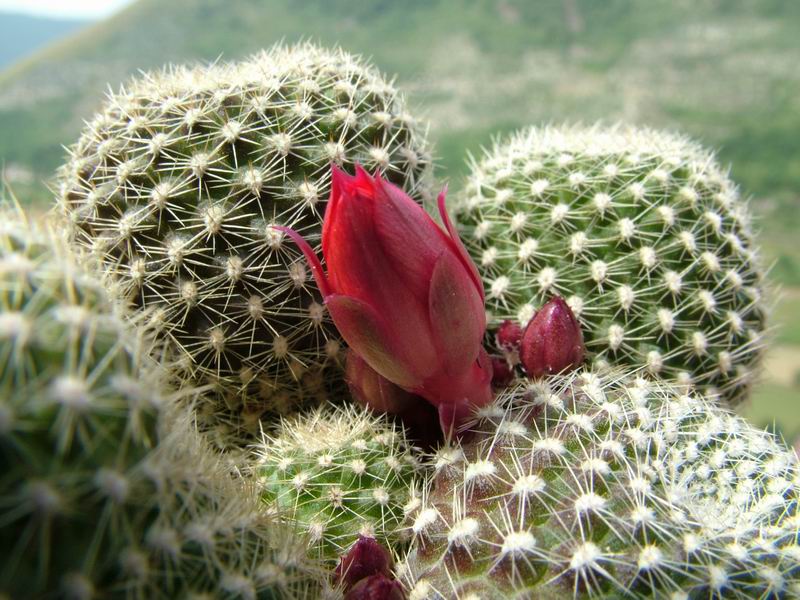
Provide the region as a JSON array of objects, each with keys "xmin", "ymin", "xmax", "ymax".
[
  {"xmin": 456, "ymin": 125, "xmax": 766, "ymax": 406},
  {"xmin": 400, "ymin": 370, "xmax": 800, "ymax": 599},
  {"xmin": 56, "ymin": 43, "xmax": 432, "ymax": 444},
  {"xmin": 0, "ymin": 213, "xmax": 327, "ymax": 599},
  {"xmin": 255, "ymin": 404, "xmax": 420, "ymax": 561}
]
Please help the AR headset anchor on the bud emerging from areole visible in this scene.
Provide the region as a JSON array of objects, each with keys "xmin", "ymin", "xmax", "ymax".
[{"xmin": 520, "ymin": 296, "xmax": 584, "ymax": 378}]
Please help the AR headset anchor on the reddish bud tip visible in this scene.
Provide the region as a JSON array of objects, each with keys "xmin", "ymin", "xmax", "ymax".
[
  {"xmin": 334, "ymin": 536, "xmax": 393, "ymax": 590},
  {"xmin": 496, "ymin": 319, "xmax": 523, "ymax": 351},
  {"xmin": 491, "ymin": 356, "xmax": 515, "ymax": 387},
  {"xmin": 520, "ymin": 296, "xmax": 585, "ymax": 378},
  {"xmin": 344, "ymin": 574, "xmax": 406, "ymax": 600}
]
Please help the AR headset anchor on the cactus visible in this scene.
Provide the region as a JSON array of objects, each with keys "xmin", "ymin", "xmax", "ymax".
[
  {"xmin": 0, "ymin": 211, "xmax": 326, "ymax": 598},
  {"xmin": 401, "ymin": 370, "xmax": 800, "ymax": 599},
  {"xmin": 456, "ymin": 125, "xmax": 766, "ymax": 405},
  {"xmin": 56, "ymin": 43, "xmax": 432, "ymax": 443},
  {"xmin": 255, "ymin": 404, "xmax": 420, "ymax": 561}
]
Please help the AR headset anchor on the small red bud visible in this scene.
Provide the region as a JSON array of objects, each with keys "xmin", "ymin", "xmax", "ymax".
[
  {"xmin": 344, "ymin": 574, "xmax": 406, "ymax": 600},
  {"xmin": 520, "ymin": 296, "xmax": 585, "ymax": 378},
  {"xmin": 491, "ymin": 356, "xmax": 514, "ymax": 387},
  {"xmin": 496, "ymin": 319, "xmax": 523, "ymax": 351},
  {"xmin": 334, "ymin": 536, "xmax": 393, "ymax": 590}
]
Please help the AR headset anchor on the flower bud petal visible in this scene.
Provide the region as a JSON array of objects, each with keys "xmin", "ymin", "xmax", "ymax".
[
  {"xmin": 346, "ymin": 351, "xmax": 417, "ymax": 414},
  {"xmin": 334, "ymin": 535, "xmax": 393, "ymax": 590},
  {"xmin": 326, "ymin": 294, "xmax": 418, "ymax": 388},
  {"xmin": 520, "ymin": 296, "xmax": 585, "ymax": 378},
  {"xmin": 428, "ymin": 250, "xmax": 485, "ymax": 375}
]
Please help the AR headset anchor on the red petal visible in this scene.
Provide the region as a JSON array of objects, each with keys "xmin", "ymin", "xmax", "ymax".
[
  {"xmin": 326, "ymin": 294, "xmax": 418, "ymax": 388},
  {"xmin": 372, "ymin": 176, "xmax": 448, "ymax": 299},
  {"xmin": 428, "ymin": 250, "xmax": 485, "ymax": 375},
  {"xmin": 437, "ymin": 188, "xmax": 484, "ymax": 301}
]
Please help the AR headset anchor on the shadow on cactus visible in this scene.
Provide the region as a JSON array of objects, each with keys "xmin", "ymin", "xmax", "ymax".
[
  {"xmin": 401, "ymin": 370, "xmax": 800, "ymax": 599},
  {"xmin": 457, "ymin": 125, "xmax": 767, "ymax": 406},
  {"xmin": 56, "ymin": 42, "xmax": 433, "ymax": 445},
  {"xmin": 0, "ymin": 210, "xmax": 327, "ymax": 598}
]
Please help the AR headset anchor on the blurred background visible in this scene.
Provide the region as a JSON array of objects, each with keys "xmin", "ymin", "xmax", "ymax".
[{"xmin": 1, "ymin": 0, "xmax": 798, "ymax": 437}]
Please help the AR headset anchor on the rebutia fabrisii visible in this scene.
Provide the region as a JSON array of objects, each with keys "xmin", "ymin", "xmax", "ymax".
[
  {"xmin": 401, "ymin": 370, "xmax": 800, "ymax": 599},
  {"xmin": 255, "ymin": 404, "xmax": 420, "ymax": 561},
  {"xmin": 0, "ymin": 212, "xmax": 326, "ymax": 599},
  {"xmin": 456, "ymin": 125, "xmax": 766, "ymax": 405},
  {"xmin": 56, "ymin": 43, "xmax": 432, "ymax": 443}
]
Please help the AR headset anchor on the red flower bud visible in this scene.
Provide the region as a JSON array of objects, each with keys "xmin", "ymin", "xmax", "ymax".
[
  {"xmin": 496, "ymin": 319, "xmax": 523, "ymax": 351},
  {"xmin": 345, "ymin": 574, "xmax": 406, "ymax": 600},
  {"xmin": 520, "ymin": 296, "xmax": 585, "ymax": 378},
  {"xmin": 334, "ymin": 536, "xmax": 393, "ymax": 590},
  {"xmin": 278, "ymin": 165, "xmax": 493, "ymax": 435},
  {"xmin": 491, "ymin": 355, "xmax": 515, "ymax": 387}
]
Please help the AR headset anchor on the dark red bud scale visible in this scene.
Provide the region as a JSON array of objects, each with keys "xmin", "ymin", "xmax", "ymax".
[{"xmin": 334, "ymin": 535, "xmax": 393, "ymax": 590}]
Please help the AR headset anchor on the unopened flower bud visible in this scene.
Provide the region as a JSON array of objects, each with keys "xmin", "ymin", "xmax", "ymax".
[
  {"xmin": 346, "ymin": 351, "xmax": 417, "ymax": 414},
  {"xmin": 520, "ymin": 296, "xmax": 585, "ymax": 378},
  {"xmin": 334, "ymin": 535, "xmax": 393, "ymax": 590},
  {"xmin": 345, "ymin": 574, "xmax": 406, "ymax": 600}
]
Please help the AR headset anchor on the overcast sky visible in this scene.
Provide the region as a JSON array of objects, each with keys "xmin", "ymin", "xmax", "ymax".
[{"xmin": 0, "ymin": 0, "xmax": 135, "ymax": 19}]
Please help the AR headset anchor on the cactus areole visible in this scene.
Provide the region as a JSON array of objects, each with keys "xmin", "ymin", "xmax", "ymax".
[{"xmin": 279, "ymin": 164, "xmax": 493, "ymax": 434}]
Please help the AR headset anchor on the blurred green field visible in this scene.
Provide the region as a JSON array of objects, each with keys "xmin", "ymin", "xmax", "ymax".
[{"xmin": 1, "ymin": 0, "xmax": 798, "ymax": 435}]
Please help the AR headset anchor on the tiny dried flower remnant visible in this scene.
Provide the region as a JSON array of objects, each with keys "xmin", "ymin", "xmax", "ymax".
[{"xmin": 279, "ymin": 164, "xmax": 493, "ymax": 433}]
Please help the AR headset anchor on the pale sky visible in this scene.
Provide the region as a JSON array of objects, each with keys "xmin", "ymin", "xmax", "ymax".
[{"xmin": 0, "ymin": 0, "xmax": 135, "ymax": 19}]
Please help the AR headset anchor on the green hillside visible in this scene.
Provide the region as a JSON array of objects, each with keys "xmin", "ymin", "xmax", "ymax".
[
  {"xmin": 0, "ymin": 0, "xmax": 798, "ymax": 431},
  {"xmin": 0, "ymin": 11, "xmax": 89, "ymax": 70}
]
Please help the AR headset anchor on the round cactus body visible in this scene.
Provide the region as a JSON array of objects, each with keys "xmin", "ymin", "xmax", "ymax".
[
  {"xmin": 256, "ymin": 405, "xmax": 420, "ymax": 561},
  {"xmin": 57, "ymin": 43, "xmax": 432, "ymax": 443},
  {"xmin": 402, "ymin": 370, "xmax": 800, "ymax": 599},
  {"xmin": 0, "ymin": 213, "xmax": 325, "ymax": 599},
  {"xmin": 457, "ymin": 125, "xmax": 766, "ymax": 405}
]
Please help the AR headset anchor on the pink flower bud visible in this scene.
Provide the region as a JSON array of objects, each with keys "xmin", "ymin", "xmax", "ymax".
[
  {"xmin": 334, "ymin": 536, "xmax": 393, "ymax": 590},
  {"xmin": 278, "ymin": 164, "xmax": 493, "ymax": 435},
  {"xmin": 345, "ymin": 574, "xmax": 406, "ymax": 600},
  {"xmin": 496, "ymin": 319, "xmax": 523, "ymax": 351},
  {"xmin": 520, "ymin": 296, "xmax": 585, "ymax": 378}
]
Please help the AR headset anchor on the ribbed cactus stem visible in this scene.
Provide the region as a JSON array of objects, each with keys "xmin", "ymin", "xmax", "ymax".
[
  {"xmin": 57, "ymin": 43, "xmax": 433, "ymax": 446},
  {"xmin": 401, "ymin": 370, "xmax": 800, "ymax": 599}
]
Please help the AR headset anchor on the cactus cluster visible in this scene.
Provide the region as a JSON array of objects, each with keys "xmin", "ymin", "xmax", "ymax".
[
  {"xmin": 255, "ymin": 404, "xmax": 420, "ymax": 561},
  {"xmin": 0, "ymin": 212, "xmax": 325, "ymax": 599},
  {"xmin": 401, "ymin": 370, "xmax": 800, "ymax": 599},
  {"xmin": 56, "ymin": 43, "xmax": 432, "ymax": 443},
  {"xmin": 456, "ymin": 125, "xmax": 767, "ymax": 405}
]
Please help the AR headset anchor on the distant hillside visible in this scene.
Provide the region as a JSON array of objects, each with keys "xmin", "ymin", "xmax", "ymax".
[
  {"xmin": 0, "ymin": 11, "xmax": 89, "ymax": 69},
  {"xmin": 0, "ymin": 0, "xmax": 799, "ymax": 281}
]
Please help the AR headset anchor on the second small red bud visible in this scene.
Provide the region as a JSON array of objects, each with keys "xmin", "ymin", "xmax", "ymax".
[{"xmin": 519, "ymin": 296, "xmax": 585, "ymax": 378}]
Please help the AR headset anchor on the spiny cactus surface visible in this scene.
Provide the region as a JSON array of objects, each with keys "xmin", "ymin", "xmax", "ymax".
[
  {"xmin": 255, "ymin": 404, "xmax": 420, "ymax": 561},
  {"xmin": 0, "ymin": 212, "xmax": 325, "ymax": 599},
  {"xmin": 457, "ymin": 125, "xmax": 766, "ymax": 405},
  {"xmin": 402, "ymin": 370, "xmax": 800, "ymax": 599},
  {"xmin": 57, "ymin": 43, "xmax": 432, "ymax": 442}
]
